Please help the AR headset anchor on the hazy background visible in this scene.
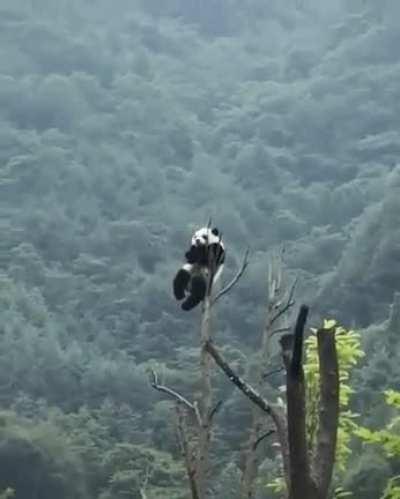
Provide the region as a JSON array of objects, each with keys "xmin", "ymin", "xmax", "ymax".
[{"xmin": 0, "ymin": 1, "xmax": 400, "ymax": 498}]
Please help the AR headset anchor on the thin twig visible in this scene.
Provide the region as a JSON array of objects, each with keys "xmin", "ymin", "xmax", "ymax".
[
  {"xmin": 262, "ymin": 366, "xmax": 285, "ymax": 379},
  {"xmin": 150, "ymin": 370, "xmax": 195, "ymax": 412},
  {"xmin": 270, "ymin": 276, "xmax": 298, "ymax": 325},
  {"xmin": 212, "ymin": 247, "xmax": 250, "ymax": 304},
  {"xmin": 209, "ymin": 400, "xmax": 223, "ymax": 422},
  {"xmin": 270, "ymin": 326, "xmax": 291, "ymax": 337},
  {"xmin": 193, "ymin": 401, "xmax": 203, "ymax": 427},
  {"xmin": 139, "ymin": 464, "xmax": 152, "ymax": 499},
  {"xmin": 254, "ymin": 429, "xmax": 275, "ymax": 450}
]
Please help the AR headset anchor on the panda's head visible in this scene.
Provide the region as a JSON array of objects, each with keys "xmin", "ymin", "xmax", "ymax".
[{"xmin": 192, "ymin": 226, "xmax": 221, "ymax": 248}]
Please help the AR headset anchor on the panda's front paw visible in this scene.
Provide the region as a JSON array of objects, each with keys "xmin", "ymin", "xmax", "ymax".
[
  {"xmin": 173, "ymin": 268, "xmax": 191, "ymax": 300},
  {"xmin": 185, "ymin": 246, "xmax": 198, "ymax": 264}
]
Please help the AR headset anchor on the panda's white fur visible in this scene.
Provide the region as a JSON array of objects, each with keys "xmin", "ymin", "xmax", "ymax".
[{"xmin": 191, "ymin": 227, "xmax": 222, "ymax": 247}]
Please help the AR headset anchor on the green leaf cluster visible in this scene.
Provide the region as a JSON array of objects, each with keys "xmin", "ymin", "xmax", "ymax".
[
  {"xmin": 305, "ymin": 322, "xmax": 364, "ymax": 472},
  {"xmin": 0, "ymin": 489, "xmax": 14, "ymax": 499},
  {"xmin": 355, "ymin": 389, "xmax": 400, "ymax": 498}
]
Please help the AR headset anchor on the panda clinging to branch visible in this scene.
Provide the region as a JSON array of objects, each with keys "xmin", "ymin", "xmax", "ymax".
[{"xmin": 173, "ymin": 226, "xmax": 225, "ymax": 311}]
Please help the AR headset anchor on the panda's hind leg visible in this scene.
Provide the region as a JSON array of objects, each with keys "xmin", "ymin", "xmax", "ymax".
[
  {"xmin": 181, "ymin": 274, "xmax": 207, "ymax": 311},
  {"xmin": 173, "ymin": 268, "xmax": 191, "ymax": 300}
]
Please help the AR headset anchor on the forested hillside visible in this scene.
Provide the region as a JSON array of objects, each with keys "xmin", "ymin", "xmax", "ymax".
[{"xmin": 0, "ymin": 1, "xmax": 400, "ymax": 497}]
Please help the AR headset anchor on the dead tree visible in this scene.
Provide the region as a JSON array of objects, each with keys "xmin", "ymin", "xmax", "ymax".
[
  {"xmin": 151, "ymin": 237, "xmax": 339, "ymax": 499},
  {"xmin": 206, "ymin": 306, "xmax": 340, "ymax": 499},
  {"xmin": 240, "ymin": 249, "xmax": 295, "ymax": 499},
  {"xmin": 196, "ymin": 236, "xmax": 249, "ymax": 498},
  {"xmin": 151, "ymin": 237, "xmax": 249, "ymax": 499}
]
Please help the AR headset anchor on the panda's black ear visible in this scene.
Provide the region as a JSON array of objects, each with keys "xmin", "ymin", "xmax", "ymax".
[{"xmin": 211, "ymin": 227, "xmax": 219, "ymax": 236}]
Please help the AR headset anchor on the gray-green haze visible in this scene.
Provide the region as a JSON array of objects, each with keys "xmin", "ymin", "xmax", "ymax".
[{"xmin": 0, "ymin": 1, "xmax": 399, "ymax": 497}]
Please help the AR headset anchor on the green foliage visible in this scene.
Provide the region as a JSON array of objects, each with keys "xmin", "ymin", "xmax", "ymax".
[
  {"xmin": 0, "ymin": 410, "xmax": 87, "ymax": 499},
  {"xmin": 0, "ymin": 0, "xmax": 400, "ymax": 497},
  {"xmin": 382, "ymin": 476, "xmax": 400, "ymax": 499},
  {"xmin": 334, "ymin": 486, "xmax": 353, "ymax": 498},
  {"xmin": 267, "ymin": 320, "xmax": 364, "ymax": 495},
  {"xmin": 355, "ymin": 390, "xmax": 400, "ymax": 498},
  {"xmin": 99, "ymin": 442, "xmax": 185, "ymax": 499},
  {"xmin": 9, "ymin": 397, "xmax": 186, "ymax": 499},
  {"xmin": 344, "ymin": 448, "xmax": 392, "ymax": 499},
  {"xmin": 0, "ymin": 489, "xmax": 15, "ymax": 499},
  {"xmin": 305, "ymin": 320, "xmax": 364, "ymax": 473}
]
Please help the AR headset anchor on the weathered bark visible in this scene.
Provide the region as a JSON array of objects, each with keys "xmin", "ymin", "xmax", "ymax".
[
  {"xmin": 150, "ymin": 369, "xmax": 196, "ymax": 411},
  {"xmin": 240, "ymin": 417, "xmax": 264, "ymax": 499},
  {"xmin": 151, "ymin": 293, "xmax": 216, "ymax": 499},
  {"xmin": 176, "ymin": 405, "xmax": 200, "ymax": 499},
  {"xmin": 240, "ymin": 254, "xmax": 297, "ymax": 498},
  {"xmin": 205, "ymin": 340, "xmax": 274, "ymax": 415},
  {"xmin": 205, "ymin": 339, "xmax": 290, "ymax": 487},
  {"xmin": 208, "ymin": 296, "xmax": 340, "ymax": 499},
  {"xmin": 281, "ymin": 306, "xmax": 318, "ymax": 499},
  {"xmin": 312, "ymin": 328, "xmax": 339, "ymax": 499},
  {"xmin": 196, "ymin": 295, "xmax": 213, "ymax": 499},
  {"xmin": 153, "ymin": 243, "xmax": 249, "ymax": 499},
  {"xmin": 154, "ymin": 233, "xmax": 342, "ymax": 499}
]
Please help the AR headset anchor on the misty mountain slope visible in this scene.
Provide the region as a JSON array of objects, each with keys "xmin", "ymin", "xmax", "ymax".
[
  {"xmin": 0, "ymin": 0, "xmax": 399, "ymax": 377},
  {"xmin": 1, "ymin": 2, "xmax": 400, "ymax": 498}
]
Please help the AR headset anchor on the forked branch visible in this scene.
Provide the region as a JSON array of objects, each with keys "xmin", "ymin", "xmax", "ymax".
[{"xmin": 150, "ymin": 369, "xmax": 196, "ymax": 413}]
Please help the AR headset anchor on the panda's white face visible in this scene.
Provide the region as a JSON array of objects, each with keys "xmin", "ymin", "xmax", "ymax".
[{"xmin": 191, "ymin": 227, "xmax": 221, "ymax": 247}]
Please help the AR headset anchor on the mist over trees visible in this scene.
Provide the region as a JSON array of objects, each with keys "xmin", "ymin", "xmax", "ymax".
[{"xmin": 0, "ymin": 0, "xmax": 400, "ymax": 497}]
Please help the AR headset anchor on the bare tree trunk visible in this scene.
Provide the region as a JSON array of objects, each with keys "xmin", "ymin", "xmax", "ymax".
[
  {"xmin": 205, "ymin": 339, "xmax": 290, "ymax": 490},
  {"xmin": 240, "ymin": 252, "xmax": 295, "ymax": 499},
  {"xmin": 281, "ymin": 306, "xmax": 318, "ymax": 499},
  {"xmin": 196, "ymin": 294, "xmax": 213, "ymax": 499},
  {"xmin": 240, "ymin": 417, "xmax": 264, "ymax": 499},
  {"xmin": 154, "ymin": 238, "xmax": 341, "ymax": 499},
  {"xmin": 312, "ymin": 328, "xmax": 339, "ymax": 499},
  {"xmin": 176, "ymin": 405, "xmax": 200, "ymax": 499},
  {"xmin": 209, "ymin": 303, "xmax": 341, "ymax": 499},
  {"xmin": 151, "ymin": 242, "xmax": 249, "ymax": 499}
]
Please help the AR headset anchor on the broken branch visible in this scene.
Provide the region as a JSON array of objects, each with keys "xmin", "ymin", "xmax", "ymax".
[
  {"xmin": 150, "ymin": 369, "xmax": 195, "ymax": 412},
  {"xmin": 206, "ymin": 339, "xmax": 290, "ymax": 490},
  {"xmin": 209, "ymin": 400, "xmax": 223, "ymax": 422},
  {"xmin": 205, "ymin": 340, "xmax": 273, "ymax": 415}
]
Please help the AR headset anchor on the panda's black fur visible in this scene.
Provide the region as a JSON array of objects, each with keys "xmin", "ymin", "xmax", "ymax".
[{"xmin": 173, "ymin": 226, "xmax": 225, "ymax": 311}]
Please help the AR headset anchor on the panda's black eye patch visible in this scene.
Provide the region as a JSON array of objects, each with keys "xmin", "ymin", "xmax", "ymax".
[{"xmin": 203, "ymin": 235, "xmax": 208, "ymax": 241}]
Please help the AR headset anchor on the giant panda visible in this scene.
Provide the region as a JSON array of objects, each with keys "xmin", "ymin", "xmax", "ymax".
[{"xmin": 173, "ymin": 226, "xmax": 225, "ymax": 311}]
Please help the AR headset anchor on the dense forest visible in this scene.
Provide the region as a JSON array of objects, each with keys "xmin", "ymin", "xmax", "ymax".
[{"xmin": 0, "ymin": 0, "xmax": 400, "ymax": 497}]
